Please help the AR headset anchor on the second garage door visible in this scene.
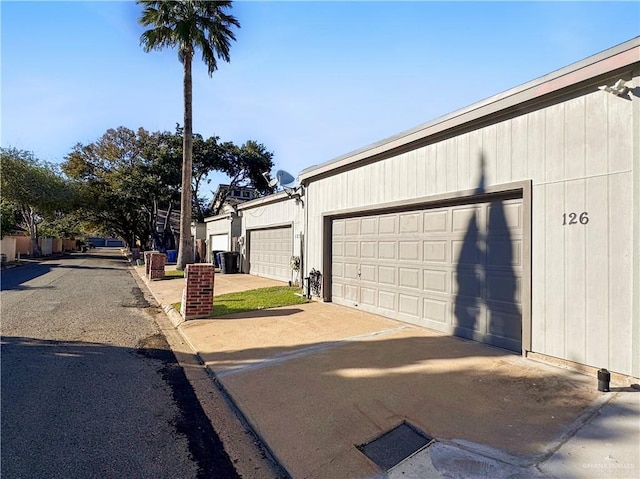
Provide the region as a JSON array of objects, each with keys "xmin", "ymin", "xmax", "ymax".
[
  {"xmin": 331, "ymin": 196, "xmax": 524, "ymax": 352},
  {"xmin": 248, "ymin": 226, "xmax": 292, "ymax": 282}
]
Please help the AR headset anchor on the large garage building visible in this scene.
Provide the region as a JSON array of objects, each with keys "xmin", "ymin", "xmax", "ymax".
[{"xmin": 298, "ymin": 38, "xmax": 639, "ymax": 378}]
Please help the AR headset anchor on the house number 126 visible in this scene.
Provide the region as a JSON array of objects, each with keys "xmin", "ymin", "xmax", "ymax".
[{"xmin": 562, "ymin": 212, "xmax": 589, "ymax": 225}]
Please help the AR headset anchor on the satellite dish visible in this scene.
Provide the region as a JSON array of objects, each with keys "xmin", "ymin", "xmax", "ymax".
[
  {"xmin": 266, "ymin": 169, "xmax": 304, "ymax": 200},
  {"xmin": 274, "ymin": 170, "xmax": 297, "ymax": 188}
]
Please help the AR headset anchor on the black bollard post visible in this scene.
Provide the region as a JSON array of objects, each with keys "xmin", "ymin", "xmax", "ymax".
[
  {"xmin": 597, "ymin": 368, "xmax": 610, "ymax": 392},
  {"xmin": 304, "ymin": 277, "xmax": 311, "ymax": 299}
]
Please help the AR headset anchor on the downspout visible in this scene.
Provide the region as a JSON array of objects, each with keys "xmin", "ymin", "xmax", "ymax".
[{"xmin": 303, "ymin": 180, "xmax": 309, "ymax": 296}]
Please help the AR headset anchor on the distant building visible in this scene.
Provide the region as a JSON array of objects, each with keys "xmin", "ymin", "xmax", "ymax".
[{"xmin": 210, "ymin": 184, "xmax": 258, "ymax": 215}]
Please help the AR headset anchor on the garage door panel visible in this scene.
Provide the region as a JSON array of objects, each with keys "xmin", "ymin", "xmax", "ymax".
[
  {"xmin": 399, "ymin": 212, "xmax": 421, "ymax": 233},
  {"xmin": 345, "ymin": 219, "xmax": 360, "ymax": 235},
  {"xmin": 424, "ymin": 210, "xmax": 448, "ymax": 232},
  {"xmin": 360, "ymin": 264, "xmax": 376, "ymax": 282},
  {"xmin": 423, "ymin": 269, "xmax": 448, "ymax": 294},
  {"xmin": 378, "ymin": 290, "xmax": 396, "ymax": 311},
  {"xmin": 344, "ymin": 285, "xmax": 358, "ymax": 302},
  {"xmin": 378, "ymin": 216, "xmax": 397, "ymax": 234},
  {"xmin": 423, "ymin": 298, "xmax": 448, "ymax": 323},
  {"xmin": 360, "ymin": 241, "xmax": 376, "ymax": 258},
  {"xmin": 360, "ymin": 288, "xmax": 377, "ymax": 306},
  {"xmin": 361, "ymin": 217, "xmax": 377, "ymax": 234},
  {"xmin": 332, "ymin": 262, "xmax": 344, "ymax": 278},
  {"xmin": 399, "ymin": 294, "xmax": 420, "ymax": 317},
  {"xmin": 331, "ymin": 197, "xmax": 522, "ymax": 352},
  {"xmin": 248, "ymin": 227, "xmax": 292, "ymax": 282},
  {"xmin": 398, "ymin": 267, "xmax": 420, "ymax": 289},
  {"xmin": 378, "ymin": 266, "xmax": 396, "ymax": 285},
  {"xmin": 423, "ymin": 241, "xmax": 448, "ymax": 263},
  {"xmin": 486, "ymin": 275, "xmax": 521, "ymax": 304},
  {"xmin": 488, "ymin": 309, "xmax": 522, "ymax": 341},
  {"xmin": 399, "ymin": 241, "xmax": 420, "ymax": 261},
  {"xmin": 453, "ymin": 239, "xmax": 485, "ymax": 266},
  {"xmin": 452, "ymin": 206, "xmax": 482, "ymax": 232},
  {"xmin": 487, "ymin": 239, "xmax": 522, "ymax": 267},
  {"xmin": 378, "ymin": 242, "xmax": 396, "ymax": 259},
  {"xmin": 488, "ymin": 201, "xmax": 523, "ymax": 233},
  {"xmin": 453, "ymin": 300, "xmax": 485, "ymax": 333},
  {"xmin": 345, "ymin": 241, "xmax": 359, "ymax": 257},
  {"xmin": 452, "ymin": 270, "xmax": 482, "ymax": 299},
  {"xmin": 345, "ymin": 263, "xmax": 359, "ymax": 279}
]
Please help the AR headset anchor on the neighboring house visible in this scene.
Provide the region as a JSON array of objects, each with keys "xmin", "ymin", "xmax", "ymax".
[
  {"xmin": 296, "ymin": 38, "xmax": 639, "ymax": 378},
  {"xmin": 204, "ymin": 204, "xmax": 241, "ymax": 264},
  {"xmin": 237, "ymin": 191, "xmax": 304, "ymax": 284},
  {"xmin": 210, "ymin": 184, "xmax": 259, "ymax": 216}
]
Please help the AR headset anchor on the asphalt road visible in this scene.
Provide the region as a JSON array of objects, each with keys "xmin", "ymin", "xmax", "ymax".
[{"xmin": 1, "ymin": 249, "xmax": 239, "ymax": 479}]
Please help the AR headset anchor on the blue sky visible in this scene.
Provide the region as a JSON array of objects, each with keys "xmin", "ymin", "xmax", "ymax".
[{"xmin": 2, "ymin": 1, "xmax": 639, "ymax": 196}]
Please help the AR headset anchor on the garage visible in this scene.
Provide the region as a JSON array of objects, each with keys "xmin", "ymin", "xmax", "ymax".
[
  {"xmin": 331, "ymin": 194, "xmax": 523, "ymax": 352},
  {"xmin": 210, "ymin": 233, "xmax": 228, "ymax": 252},
  {"xmin": 248, "ymin": 226, "xmax": 293, "ymax": 282}
]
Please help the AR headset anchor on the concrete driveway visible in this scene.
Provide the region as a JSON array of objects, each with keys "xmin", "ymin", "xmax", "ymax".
[
  {"xmin": 169, "ymin": 275, "xmax": 600, "ymax": 478},
  {"xmin": 138, "ymin": 266, "xmax": 636, "ymax": 479}
]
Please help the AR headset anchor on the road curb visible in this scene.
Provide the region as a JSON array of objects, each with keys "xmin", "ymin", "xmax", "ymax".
[{"xmin": 129, "ymin": 264, "xmax": 289, "ymax": 479}]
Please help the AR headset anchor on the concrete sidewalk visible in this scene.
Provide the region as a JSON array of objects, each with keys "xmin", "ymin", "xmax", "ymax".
[{"xmin": 134, "ymin": 265, "xmax": 640, "ymax": 479}]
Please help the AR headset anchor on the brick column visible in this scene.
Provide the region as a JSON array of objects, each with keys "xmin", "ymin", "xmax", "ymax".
[
  {"xmin": 148, "ymin": 253, "xmax": 166, "ymax": 281},
  {"xmin": 181, "ymin": 264, "xmax": 215, "ymax": 320},
  {"xmin": 144, "ymin": 251, "xmax": 157, "ymax": 277}
]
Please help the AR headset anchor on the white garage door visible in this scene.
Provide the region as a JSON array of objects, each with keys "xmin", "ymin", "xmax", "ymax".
[
  {"xmin": 210, "ymin": 234, "xmax": 228, "ymax": 251},
  {"xmin": 248, "ymin": 227, "xmax": 292, "ymax": 282},
  {"xmin": 331, "ymin": 197, "xmax": 523, "ymax": 352}
]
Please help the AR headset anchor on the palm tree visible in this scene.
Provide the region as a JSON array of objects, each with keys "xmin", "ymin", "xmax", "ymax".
[{"xmin": 138, "ymin": 0, "xmax": 240, "ymax": 270}]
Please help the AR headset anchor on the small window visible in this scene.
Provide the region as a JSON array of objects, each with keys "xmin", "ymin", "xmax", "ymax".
[
  {"xmin": 233, "ymin": 190, "xmax": 241, "ymax": 197},
  {"xmin": 243, "ymin": 191, "xmax": 251, "ymax": 198}
]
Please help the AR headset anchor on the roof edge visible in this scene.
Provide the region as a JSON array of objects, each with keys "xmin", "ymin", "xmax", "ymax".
[
  {"xmin": 300, "ymin": 36, "xmax": 640, "ymax": 182},
  {"xmin": 236, "ymin": 190, "xmax": 292, "ymax": 210}
]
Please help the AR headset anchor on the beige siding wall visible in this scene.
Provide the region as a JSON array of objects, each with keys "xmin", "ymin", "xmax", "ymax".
[
  {"xmin": 306, "ymin": 72, "xmax": 638, "ymax": 376},
  {"xmin": 1, "ymin": 235, "xmax": 32, "ymax": 257},
  {"xmin": 241, "ymin": 196, "xmax": 304, "ymax": 257},
  {"xmin": 52, "ymin": 238, "xmax": 63, "ymax": 254},
  {"xmin": 38, "ymin": 237, "xmax": 53, "ymax": 256},
  {"xmin": 206, "ymin": 217, "xmax": 231, "ymax": 236},
  {"xmin": 15, "ymin": 236, "xmax": 32, "ymax": 255},
  {"xmin": 0, "ymin": 237, "xmax": 17, "ymax": 261},
  {"xmin": 240, "ymin": 196, "xmax": 304, "ymax": 279}
]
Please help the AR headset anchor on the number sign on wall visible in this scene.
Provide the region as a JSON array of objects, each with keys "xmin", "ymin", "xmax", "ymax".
[{"xmin": 562, "ymin": 212, "xmax": 589, "ymax": 226}]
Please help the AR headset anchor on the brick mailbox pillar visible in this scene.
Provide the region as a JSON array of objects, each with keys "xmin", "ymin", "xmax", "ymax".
[
  {"xmin": 181, "ymin": 264, "xmax": 215, "ymax": 320},
  {"xmin": 147, "ymin": 252, "xmax": 166, "ymax": 281},
  {"xmin": 144, "ymin": 251, "xmax": 157, "ymax": 277}
]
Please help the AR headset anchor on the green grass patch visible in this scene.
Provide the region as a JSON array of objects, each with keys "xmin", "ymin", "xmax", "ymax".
[
  {"xmin": 173, "ymin": 286, "xmax": 308, "ymax": 317},
  {"xmin": 162, "ymin": 270, "xmax": 185, "ymax": 279}
]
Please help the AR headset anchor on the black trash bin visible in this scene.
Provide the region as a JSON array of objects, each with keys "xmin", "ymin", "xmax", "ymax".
[
  {"xmin": 230, "ymin": 251, "xmax": 239, "ymax": 273},
  {"xmin": 221, "ymin": 251, "xmax": 238, "ymax": 274}
]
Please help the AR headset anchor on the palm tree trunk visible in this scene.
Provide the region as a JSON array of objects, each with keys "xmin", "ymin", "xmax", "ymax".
[{"xmin": 176, "ymin": 49, "xmax": 194, "ymax": 270}]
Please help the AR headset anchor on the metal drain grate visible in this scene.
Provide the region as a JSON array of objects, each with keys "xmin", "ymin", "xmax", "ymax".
[{"xmin": 357, "ymin": 421, "xmax": 433, "ymax": 471}]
